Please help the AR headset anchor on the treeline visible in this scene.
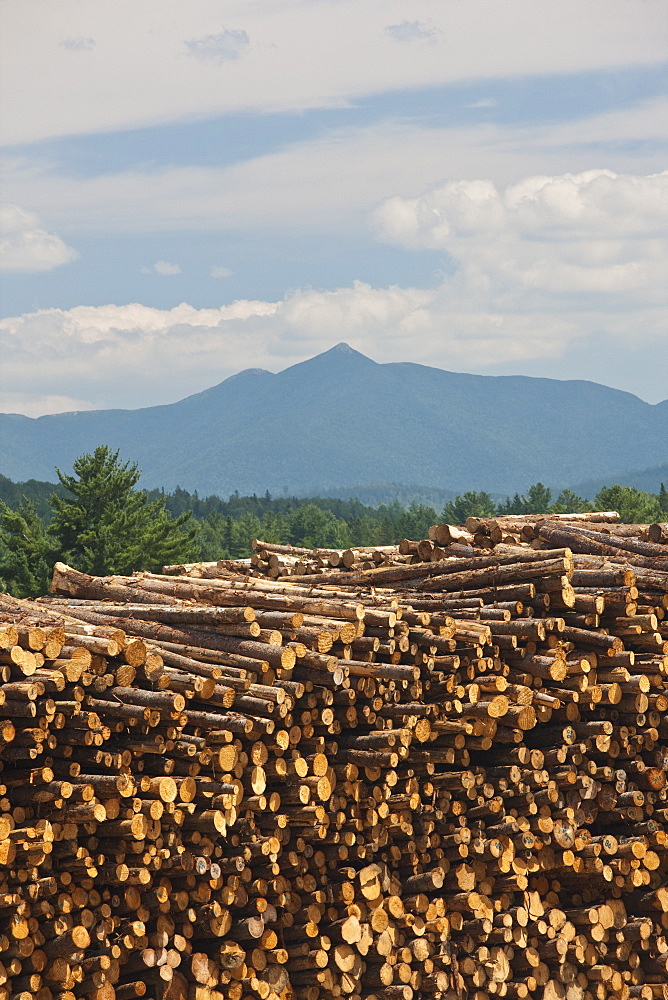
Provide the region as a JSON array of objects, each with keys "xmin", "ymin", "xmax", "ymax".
[
  {"xmin": 149, "ymin": 487, "xmax": 440, "ymax": 557},
  {"xmin": 150, "ymin": 482, "xmax": 668, "ymax": 557},
  {"xmin": 1, "ymin": 449, "xmax": 667, "ymax": 599},
  {"xmin": 0, "ymin": 452, "xmax": 438, "ymax": 597},
  {"xmin": 442, "ymin": 483, "xmax": 668, "ymax": 525}
]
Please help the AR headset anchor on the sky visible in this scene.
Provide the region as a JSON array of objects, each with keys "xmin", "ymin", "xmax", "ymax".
[{"xmin": 0, "ymin": 0, "xmax": 667, "ymax": 417}]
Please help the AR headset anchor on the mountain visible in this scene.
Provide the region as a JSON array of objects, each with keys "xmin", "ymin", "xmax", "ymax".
[
  {"xmin": 1, "ymin": 343, "xmax": 666, "ymax": 497},
  {"xmin": 570, "ymin": 463, "xmax": 668, "ymax": 500}
]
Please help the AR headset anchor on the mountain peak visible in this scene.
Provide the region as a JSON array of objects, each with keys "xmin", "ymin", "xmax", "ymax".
[
  {"xmin": 227, "ymin": 367, "xmax": 272, "ymax": 381},
  {"xmin": 330, "ymin": 342, "xmax": 357, "ymax": 354},
  {"xmin": 281, "ymin": 342, "xmax": 377, "ymax": 380},
  {"xmin": 305, "ymin": 342, "xmax": 376, "ymax": 365},
  {"xmin": 324, "ymin": 341, "xmax": 373, "ymax": 360}
]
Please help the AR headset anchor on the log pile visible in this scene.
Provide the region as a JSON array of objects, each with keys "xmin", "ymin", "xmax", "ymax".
[
  {"xmin": 164, "ymin": 542, "xmax": 426, "ymax": 581},
  {"xmin": 1, "ymin": 514, "xmax": 668, "ymax": 1000}
]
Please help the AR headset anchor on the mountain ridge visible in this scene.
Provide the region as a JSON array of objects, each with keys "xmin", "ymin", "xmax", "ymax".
[{"xmin": 1, "ymin": 344, "xmax": 666, "ymax": 497}]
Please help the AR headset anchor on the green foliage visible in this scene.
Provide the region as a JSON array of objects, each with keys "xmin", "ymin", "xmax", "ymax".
[
  {"xmin": 0, "ymin": 498, "xmax": 56, "ymax": 597},
  {"xmin": 228, "ymin": 512, "xmax": 264, "ymax": 559},
  {"xmin": 490, "ymin": 484, "xmax": 593, "ymax": 519},
  {"xmin": 50, "ymin": 446, "xmax": 198, "ymax": 575},
  {"xmin": 393, "ymin": 503, "xmax": 439, "ymax": 543},
  {"xmin": 498, "ymin": 482, "xmax": 553, "ymax": 515},
  {"xmin": 659, "ymin": 483, "xmax": 668, "ymax": 515},
  {"xmin": 443, "ymin": 484, "xmax": 593, "ymax": 521},
  {"xmin": 441, "ymin": 491, "xmax": 496, "ymax": 524},
  {"xmin": 260, "ymin": 511, "xmax": 290, "ymax": 545},
  {"xmin": 0, "ymin": 473, "xmax": 67, "ymax": 521},
  {"xmin": 593, "ymin": 485, "xmax": 663, "ymax": 524},
  {"xmin": 549, "ymin": 490, "xmax": 593, "ymax": 515},
  {"xmin": 287, "ymin": 504, "xmax": 350, "ymax": 550}
]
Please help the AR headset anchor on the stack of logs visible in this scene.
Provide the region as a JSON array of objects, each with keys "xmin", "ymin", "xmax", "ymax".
[
  {"xmin": 1, "ymin": 512, "xmax": 668, "ymax": 1000},
  {"xmin": 180, "ymin": 544, "xmax": 420, "ymax": 580}
]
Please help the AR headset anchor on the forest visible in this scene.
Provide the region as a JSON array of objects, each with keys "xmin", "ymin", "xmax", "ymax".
[{"xmin": 1, "ymin": 447, "xmax": 666, "ymax": 598}]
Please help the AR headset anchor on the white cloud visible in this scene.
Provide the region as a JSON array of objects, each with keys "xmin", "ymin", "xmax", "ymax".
[
  {"xmin": 0, "ymin": 204, "xmax": 78, "ymax": 272},
  {"xmin": 142, "ymin": 260, "xmax": 182, "ymax": 275},
  {"xmin": 280, "ymin": 282, "xmax": 432, "ymax": 342},
  {"xmin": 185, "ymin": 27, "xmax": 250, "ymax": 63},
  {"xmin": 0, "ymin": 299, "xmax": 282, "ymax": 413},
  {"xmin": 504, "ymin": 170, "xmax": 668, "ymax": 236},
  {"xmin": 0, "ymin": 393, "xmax": 97, "ymax": 417},
  {"xmin": 211, "ymin": 265, "xmax": 233, "ymax": 278},
  {"xmin": 385, "ymin": 21, "xmax": 441, "ymax": 44},
  {"xmin": 59, "ymin": 37, "xmax": 95, "ymax": 52},
  {"xmin": 2, "ymin": 0, "xmax": 666, "ymax": 145},
  {"xmin": 374, "ymin": 169, "xmax": 668, "ymax": 303}
]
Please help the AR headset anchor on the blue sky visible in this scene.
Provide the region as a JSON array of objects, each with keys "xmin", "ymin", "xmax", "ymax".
[{"xmin": 1, "ymin": 0, "xmax": 667, "ymax": 415}]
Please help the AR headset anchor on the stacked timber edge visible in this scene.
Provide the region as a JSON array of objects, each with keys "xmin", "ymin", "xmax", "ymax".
[{"xmin": 1, "ymin": 514, "xmax": 668, "ymax": 1000}]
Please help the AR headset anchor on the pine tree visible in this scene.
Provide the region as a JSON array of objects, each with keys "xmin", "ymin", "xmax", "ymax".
[
  {"xmin": 50, "ymin": 446, "xmax": 197, "ymax": 575},
  {"xmin": 594, "ymin": 484, "xmax": 662, "ymax": 524},
  {"xmin": 659, "ymin": 483, "xmax": 668, "ymax": 514},
  {"xmin": 442, "ymin": 491, "xmax": 496, "ymax": 524},
  {"xmin": 0, "ymin": 498, "xmax": 55, "ymax": 597},
  {"xmin": 497, "ymin": 483, "xmax": 552, "ymax": 515},
  {"xmin": 550, "ymin": 490, "xmax": 593, "ymax": 514}
]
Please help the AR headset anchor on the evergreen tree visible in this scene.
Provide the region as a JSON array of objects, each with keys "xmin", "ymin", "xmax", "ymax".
[
  {"xmin": 497, "ymin": 492, "xmax": 525, "ymax": 516},
  {"xmin": 229, "ymin": 512, "xmax": 263, "ymax": 557},
  {"xmin": 550, "ymin": 490, "xmax": 593, "ymax": 514},
  {"xmin": 223, "ymin": 515, "xmax": 234, "ymax": 556},
  {"xmin": 523, "ymin": 482, "xmax": 553, "ymax": 513},
  {"xmin": 497, "ymin": 483, "xmax": 552, "ymax": 515},
  {"xmin": 0, "ymin": 498, "xmax": 56, "ymax": 597},
  {"xmin": 397, "ymin": 503, "xmax": 439, "ymax": 541},
  {"xmin": 195, "ymin": 512, "xmax": 228, "ymax": 560},
  {"xmin": 288, "ymin": 505, "xmax": 350, "ymax": 549},
  {"xmin": 374, "ymin": 505, "xmax": 395, "ymax": 546},
  {"xmin": 260, "ymin": 511, "xmax": 290, "ymax": 545},
  {"xmin": 50, "ymin": 446, "xmax": 197, "ymax": 575},
  {"xmin": 442, "ymin": 491, "xmax": 496, "ymax": 524},
  {"xmin": 659, "ymin": 483, "xmax": 668, "ymax": 515},
  {"xmin": 593, "ymin": 485, "xmax": 662, "ymax": 524}
]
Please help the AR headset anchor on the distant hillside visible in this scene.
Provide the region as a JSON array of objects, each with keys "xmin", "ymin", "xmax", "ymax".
[
  {"xmin": 0, "ymin": 473, "xmax": 67, "ymax": 521},
  {"xmin": 304, "ymin": 482, "xmax": 460, "ymax": 508},
  {"xmin": 1, "ymin": 344, "xmax": 666, "ymax": 496},
  {"xmin": 570, "ymin": 463, "xmax": 668, "ymax": 500}
]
